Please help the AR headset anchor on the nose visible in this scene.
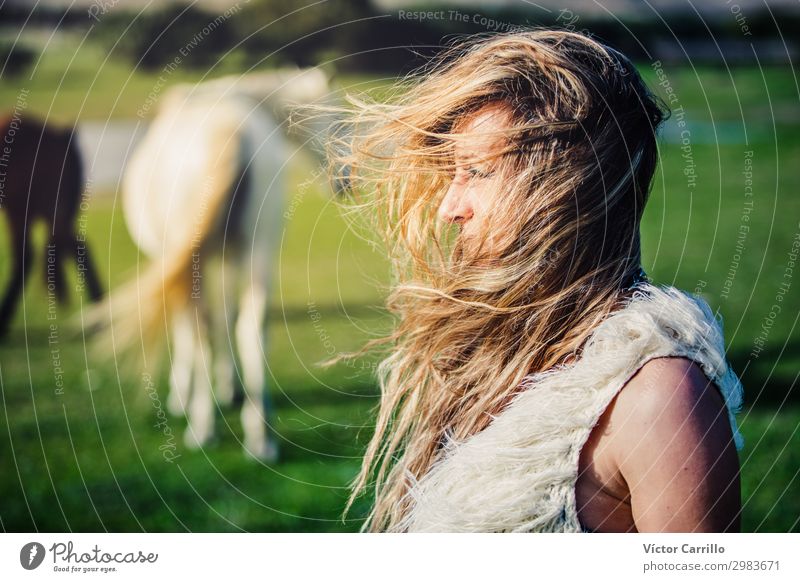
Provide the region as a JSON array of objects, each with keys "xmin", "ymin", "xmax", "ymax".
[{"xmin": 438, "ymin": 181, "xmax": 473, "ymax": 224}]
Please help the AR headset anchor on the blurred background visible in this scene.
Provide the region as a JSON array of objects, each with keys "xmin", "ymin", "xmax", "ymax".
[{"xmin": 0, "ymin": 0, "xmax": 797, "ymax": 532}]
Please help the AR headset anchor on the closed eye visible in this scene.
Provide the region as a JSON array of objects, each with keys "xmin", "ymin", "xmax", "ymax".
[
  {"xmin": 467, "ymin": 167, "xmax": 495, "ymax": 180},
  {"xmin": 449, "ymin": 164, "xmax": 495, "ymax": 184}
]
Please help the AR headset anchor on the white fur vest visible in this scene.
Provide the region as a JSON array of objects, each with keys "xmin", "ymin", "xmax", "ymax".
[{"xmin": 397, "ymin": 282, "xmax": 745, "ymax": 533}]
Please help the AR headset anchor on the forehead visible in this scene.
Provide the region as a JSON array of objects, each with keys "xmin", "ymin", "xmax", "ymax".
[{"xmin": 451, "ymin": 102, "xmax": 513, "ymax": 161}]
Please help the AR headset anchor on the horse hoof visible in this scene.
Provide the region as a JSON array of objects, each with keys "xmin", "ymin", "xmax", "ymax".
[
  {"xmin": 183, "ymin": 428, "xmax": 214, "ymax": 450},
  {"xmin": 167, "ymin": 393, "xmax": 187, "ymax": 417},
  {"xmin": 215, "ymin": 384, "xmax": 236, "ymax": 408},
  {"xmin": 244, "ymin": 439, "xmax": 279, "ymax": 463}
]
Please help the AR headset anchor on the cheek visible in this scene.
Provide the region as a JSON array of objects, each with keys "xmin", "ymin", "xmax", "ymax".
[
  {"xmin": 476, "ymin": 181, "xmax": 518, "ymax": 251},
  {"xmin": 466, "ymin": 185, "xmax": 490, "ymax": 219},
  {"xmin": 469, "ymin": 180, "xmax": 502, "ymax": 223}
]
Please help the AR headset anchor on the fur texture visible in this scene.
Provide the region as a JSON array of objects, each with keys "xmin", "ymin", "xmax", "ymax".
[{"xmin": 397, "ymin": 282, "xmax": 745, "ymax": 532}]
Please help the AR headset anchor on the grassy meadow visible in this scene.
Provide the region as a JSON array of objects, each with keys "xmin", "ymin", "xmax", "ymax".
[{"xmin": 0, "ymin": 34, "xmax": 797, "ymax": 532}]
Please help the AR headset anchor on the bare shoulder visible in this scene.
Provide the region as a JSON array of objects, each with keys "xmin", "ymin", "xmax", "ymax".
[
  {"xmin": 611, "ymin": 356, "xmax": 726, "ymax": 420},
  {"xmin": 602, "ymin": 356, "xmax": 741, "ymax": 532}
]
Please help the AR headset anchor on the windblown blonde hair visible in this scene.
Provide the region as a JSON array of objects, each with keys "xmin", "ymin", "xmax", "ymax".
[{"xmin": 323, "ymin": 28, "xmax": 669, "ymax": 532}]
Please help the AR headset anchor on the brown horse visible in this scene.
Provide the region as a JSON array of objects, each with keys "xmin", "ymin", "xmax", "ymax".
[{"xmin": 0, "ymin": 113, "xmax": 102, "ymax": 336}]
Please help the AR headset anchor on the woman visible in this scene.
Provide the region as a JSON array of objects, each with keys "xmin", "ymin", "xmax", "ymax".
[{"xmin": 325, "ymin": 28, "xmax": 745, "ymax": 532}]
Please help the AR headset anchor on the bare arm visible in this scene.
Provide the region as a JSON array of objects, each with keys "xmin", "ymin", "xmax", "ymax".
[{"xmin": 607, "ymin": 356, "xmax": 742, "ymax": 532}]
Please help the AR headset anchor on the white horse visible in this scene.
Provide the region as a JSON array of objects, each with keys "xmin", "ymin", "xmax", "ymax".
[{"xmin": 112, "ymin": 67, "xmax": 342, "ymax": 461}]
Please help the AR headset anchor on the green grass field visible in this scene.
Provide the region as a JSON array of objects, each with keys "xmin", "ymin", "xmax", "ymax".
[
  {"xmin": 0, "ymin": 171, "xmax": 389, "ymax": 532},
  {"xmin": 0, "ymin": 35, "xmax": 797, "ymax": 531}
]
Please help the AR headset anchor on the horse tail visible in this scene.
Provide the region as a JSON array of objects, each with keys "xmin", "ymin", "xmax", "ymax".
[{"xmin": 82, "ymin": 114, "xmax": 242, "ymax": 367}]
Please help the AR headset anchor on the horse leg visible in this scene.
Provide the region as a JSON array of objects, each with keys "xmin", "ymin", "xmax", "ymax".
[
  {"xmin": 210, "ymin": 255, "xmax": 238, "ymax": 407},
  {"xmin": 0, "ymin": 220, "xmax": 33, "ymax": 337},
  {"xmin": 167, "ymin": 307, "xmax": 195, "ymax": 417},
  {"xmin": 183, "ymin": 303, "xmax": 216, "ymax": 450},
  {"xmin": 71, "ymin": 235, "xmax": 103, "ymax": 301},
  {"xmin": 62, "ymin": 132, "xmax": 101, "ymax": 302},
  {"xmin": 47, "ymin": 229, "xmax": 103, "ymax": 304},
  {"xmin": 235, "ymin": 279, "xmax": 277, "ymax": 462},
  {"xmin": 46, "ymin": 233, "xmax": 69, "ymax": 303}
]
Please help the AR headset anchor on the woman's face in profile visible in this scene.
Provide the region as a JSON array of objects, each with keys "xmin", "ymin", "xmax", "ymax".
[{"xmin": 438, "ymin": 101, "xmax": 514, "ymax": 259}]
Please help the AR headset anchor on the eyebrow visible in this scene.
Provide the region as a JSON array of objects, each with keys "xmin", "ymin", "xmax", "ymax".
[
  {"xmin": 451, "ymin": 133, "xmax": 510, "ymax": 161},
  {"xmin": 453, "ymin": 147, "xmax": 492, "ymax": 162},
  {"xmin": 453, "ymin": 149, "xmax": 500, "ymax": 166}
]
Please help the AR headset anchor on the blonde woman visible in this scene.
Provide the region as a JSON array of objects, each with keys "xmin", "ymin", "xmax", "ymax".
[{"xmin": 325, "ymin": 28, "xmax": 745, "ymax": 533}]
